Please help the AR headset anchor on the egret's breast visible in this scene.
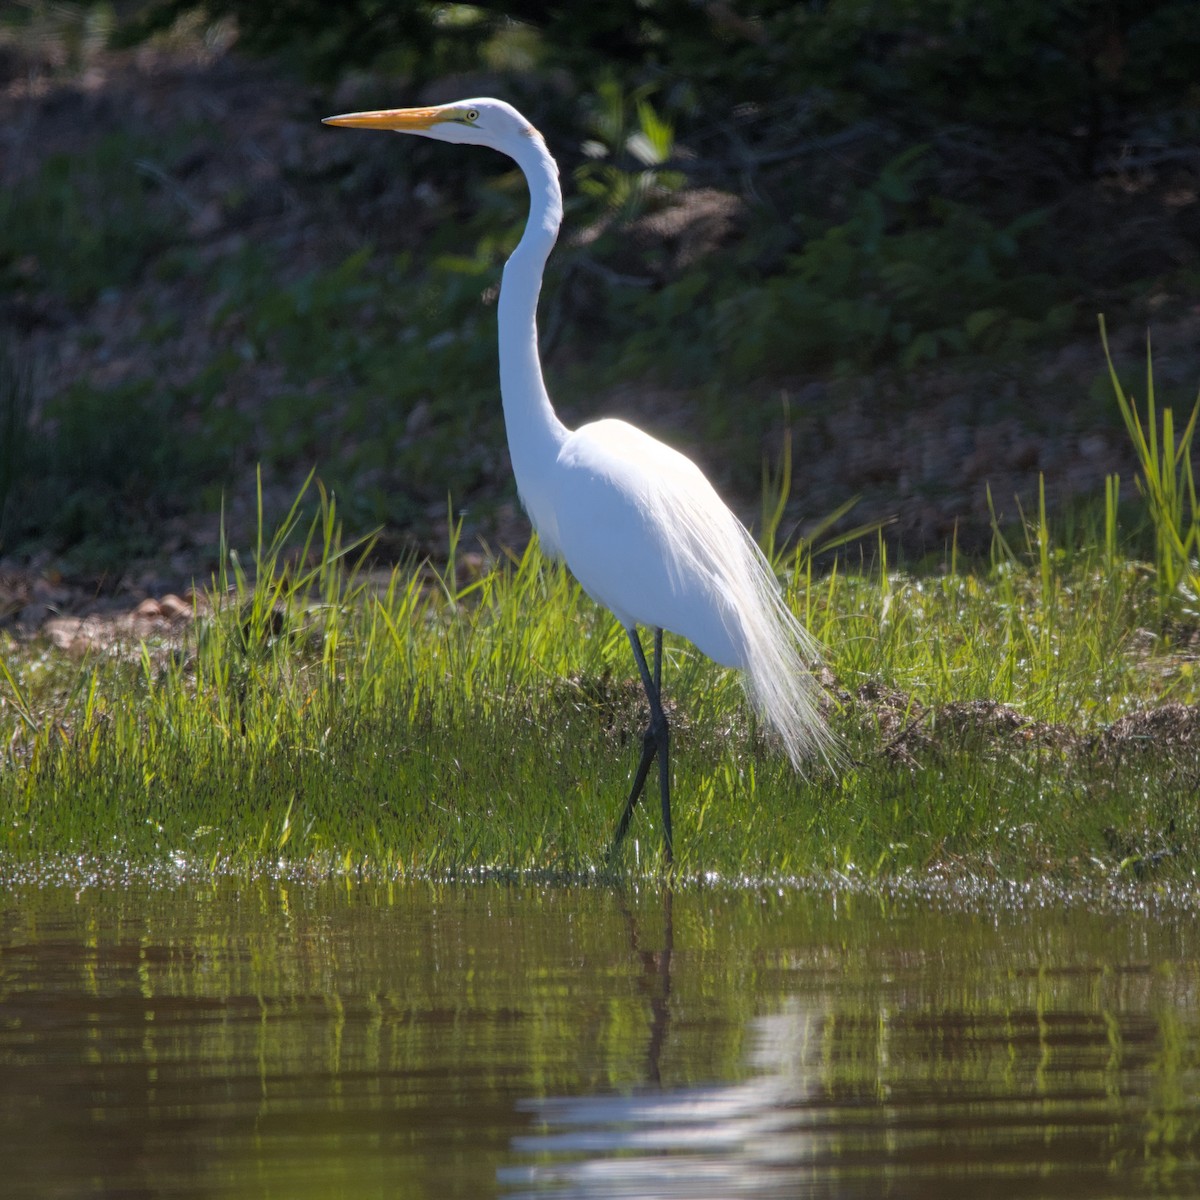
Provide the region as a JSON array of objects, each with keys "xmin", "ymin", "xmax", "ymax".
[{"xmin": 549, "ymin": 420, "xmax": 747, "ymax": 668}]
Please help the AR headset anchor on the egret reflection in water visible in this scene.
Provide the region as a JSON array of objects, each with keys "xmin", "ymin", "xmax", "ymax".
[
  {"xmin": 502, "ymin": 1006, "xmax": 821, "ymax": 1198},
  {"xmin": 501, "ymin": 932, "xmax": 1200, "ymax": 1199}
]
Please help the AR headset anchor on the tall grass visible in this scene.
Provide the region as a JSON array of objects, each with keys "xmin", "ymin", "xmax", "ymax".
[
  {"xmin": 0, "ymin": 479, "xmax": 1191, "ymax": 881},
  {"xmin": 0, "ymin": 329, "xmax": 1197, "ymax": 881},
  {"xmin": 1100, "ymin": 315, "xmax": 1200, "ymax": 615}
]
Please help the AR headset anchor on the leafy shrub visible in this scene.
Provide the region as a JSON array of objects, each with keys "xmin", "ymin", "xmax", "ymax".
[
  {"xmin": 123, "ymin": 1, "xmax": 1200, "ymax": 150},
  {"xmin": 566, "ymin": 146, "xmax": 1075, "ymax": 384},
  {"xmin": 0, "ymin": 341, "xmax": 34, "ymax": 548},
  {"xmin": 0, "ymin": 134, "xmax": 175, "ymax": 306},
  {"xmin": 723, "ymin": 148, "xmax": 1074, "ymax": 375},
  {"xmin": 7, "ymin": 379, "xmax": 219, "ymax": 565},
  {"xmin": 119, "ymin": 0, "xmax": 1200, "ymax": 388}
]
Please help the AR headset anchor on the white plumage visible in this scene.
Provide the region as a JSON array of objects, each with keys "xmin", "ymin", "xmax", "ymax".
[{"xmin": 324, "ymin": 98, "xmax": 833, "ymax": 862}]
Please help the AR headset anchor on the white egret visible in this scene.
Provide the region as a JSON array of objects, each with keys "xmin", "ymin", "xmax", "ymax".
[{"xmin": 323, "ymin": 98, "xmax": 833, "ymax": 863}]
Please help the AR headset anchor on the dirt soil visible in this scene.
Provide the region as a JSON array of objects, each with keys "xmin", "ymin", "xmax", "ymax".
[{"xmin": 2, "ymin": 38, "xmax": 1199, "ymax": 645}]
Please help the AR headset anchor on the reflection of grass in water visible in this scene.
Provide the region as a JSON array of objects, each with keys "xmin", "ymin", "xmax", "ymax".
[{"xmin": 1, "ymin": 453, "xmax": 1197, "ymax": 882}]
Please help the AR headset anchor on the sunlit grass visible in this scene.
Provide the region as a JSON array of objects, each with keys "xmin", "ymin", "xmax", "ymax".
[
  {"xmin": 3, "ymin": 324, "xmax": 1197, "ymax": 883},
  {"xmin": 1, "ymin": 458, "xmax": 1196, "ymax": 884},
  {"xmin": 1100, "ymin": 316, "xmax": 1200, "ymax": 616}
]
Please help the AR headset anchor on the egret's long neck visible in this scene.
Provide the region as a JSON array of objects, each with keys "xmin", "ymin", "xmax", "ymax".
[{"xmin": 499, "ymin": 132, "xmax": 568, "ymax": 505}]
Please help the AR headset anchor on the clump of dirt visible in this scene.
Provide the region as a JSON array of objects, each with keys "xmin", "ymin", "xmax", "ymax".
[
  {"xmin": 1089, "ymin": 702, "xmax": 1200, "ymax": 763},
  {"xmin": 556, "ymin": 672, "xmax": 691, "ymax": 750},
  {"xmin": 40, "ymin": 591, "xmax": 201, "ymax": 657},
  {"xmin": 848, "ymin": 682, "xmax": 1200, "ymax": 769}
]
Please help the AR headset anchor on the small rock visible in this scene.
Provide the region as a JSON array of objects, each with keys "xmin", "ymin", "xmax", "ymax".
[
  {"xmin": 45, "ymin": 617, "xmax": 86, "ymax": 653},
  {"xmin": 159, "ymin": 594, "xmax": 193, "ymax": 619}
]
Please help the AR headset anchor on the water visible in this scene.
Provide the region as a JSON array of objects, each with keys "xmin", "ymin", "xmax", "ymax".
[{"xmin": 1, "ymin": 871, "xmax": 1198, "ymax": 1199}]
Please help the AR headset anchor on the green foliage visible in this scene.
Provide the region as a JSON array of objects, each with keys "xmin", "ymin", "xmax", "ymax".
[
  {"xmin": 1101, "ymin": 317, "xmax": 1200, "ymax": 615},
  {"xmin": 747, "ymin": 0, "xmax": 1200, "ymax": 147},
  {"xmin": 575, "ymin": 80, "xmax": 685, "ymax": 223},
  {"xmin": 0, "ymin": 340, "xmax": 34, "ymax": 548},
  {"xmin": 723, "ymin": 148, "xmax": 1071, "ymax": 375},
  {"xmin": 107, "ymin": 0, "xmax": 1199, "ymax": 395},
  {"xmin": 582, "ymin": 145, "xmax": 1074, "ymax": 383},
  {"xmin": 120, "ymin": 0, "xmax": 1200, "ymax": 144},
  {"xmin": 1, "ymin": 467, "xmax": 1196, "ymax": 879},
  {"xmin": 117, "ymin": 0, "xmax": 510, "ymax": 83},
  {"xmin": 206, "ymin": 236, "xmax": 512, "ymax": 528},
  {"xmin": 6, "ymin": 378, "xmax": 220, "ymax": 566},
  {"xmin": 0, "ymin": 133, "xmax": 175, "ymax": 305}
]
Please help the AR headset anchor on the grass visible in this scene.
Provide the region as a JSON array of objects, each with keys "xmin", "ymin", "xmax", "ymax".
[
  {"xmin": 1101, "ymin": 316, "xmax": 1200, "ymax": 616},
  {"xmin": 1, "ymin": 444, "xmax": 1197, "ymax": 883},
  {"xmin": 0, "ymin": 131, "xmax": 179, "ymax": 307}
]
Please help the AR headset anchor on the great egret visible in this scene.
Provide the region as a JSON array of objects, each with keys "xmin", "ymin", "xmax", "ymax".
[{"xmin": 324, "ymin": 98, "xmax": 833, "ymax": 863}]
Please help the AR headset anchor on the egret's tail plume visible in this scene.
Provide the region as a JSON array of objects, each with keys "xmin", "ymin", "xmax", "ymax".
[
  {"xmin": 664, "ymin": 486, "xmax": 836, "ymax": 769},
  {"xmin": 737, "ymin": 542, "xmax": 836, "ymax": 770}
]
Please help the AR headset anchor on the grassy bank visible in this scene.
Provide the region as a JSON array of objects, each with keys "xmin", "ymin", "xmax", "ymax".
[
  {"xmin": 2, "ymin": 330, "xmax": 1198, "ymax": 883},
  {"xmin": 1, "ymin": 460, "xmax": 1197, "ymax": 883}
]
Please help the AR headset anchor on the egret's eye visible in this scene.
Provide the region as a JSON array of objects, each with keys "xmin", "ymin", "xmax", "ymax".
[{"xmin": 465, "ymin": 109, "xmax": 480, "ymax": 123}]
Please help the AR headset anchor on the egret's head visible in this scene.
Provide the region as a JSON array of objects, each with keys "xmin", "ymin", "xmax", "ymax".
[{"xmin": 322, "ymin": 97, "xmax": 540, "ymax": 152}]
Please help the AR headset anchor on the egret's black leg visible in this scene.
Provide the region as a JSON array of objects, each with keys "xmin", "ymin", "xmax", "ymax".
[
  {"xmin": 653, "ymin": 628, "xmax": 672, "ymax": 861},
  {"xmin": 611, "ymin": 723, "xmax": 656, "ymax": 852},
  {"xmin": 610, "ymin": 628, "xmax": 672, "ymax": 864}
]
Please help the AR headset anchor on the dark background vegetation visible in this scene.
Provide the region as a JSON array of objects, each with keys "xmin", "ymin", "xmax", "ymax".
[{"xmin": 1, "ymin": 0, "xmax": 1198, "ymax": 604}]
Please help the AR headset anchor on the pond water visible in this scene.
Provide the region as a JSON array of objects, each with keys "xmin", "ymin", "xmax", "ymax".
[{"xmin": 1, "ymin": 870, "xmax": 1198, "ymax": 1199}]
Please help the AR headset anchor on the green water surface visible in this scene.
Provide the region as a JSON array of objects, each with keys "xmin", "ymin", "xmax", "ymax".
[{"xmin": 1, "ymin": 871, "xmax": 1198, "ymax": 1198}]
